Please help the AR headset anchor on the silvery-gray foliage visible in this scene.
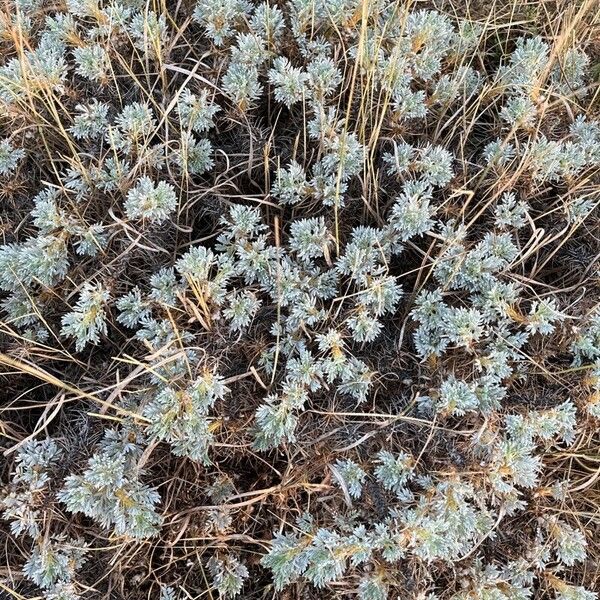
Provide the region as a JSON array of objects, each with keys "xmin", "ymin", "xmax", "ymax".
[{"xmin": 0, "ymin": 1, "xmax": 598, "ymax": 599}]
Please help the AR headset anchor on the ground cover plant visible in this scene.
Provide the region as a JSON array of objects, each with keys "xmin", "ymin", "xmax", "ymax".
[{"xmin": 1, "ymin": 0, "xmax": 600, "ymax": 598}]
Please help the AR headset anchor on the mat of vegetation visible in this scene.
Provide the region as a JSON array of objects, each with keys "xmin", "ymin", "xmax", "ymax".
[{"xmin": 1, "ymin": 0, "xmax": 599, "ymax": 598}]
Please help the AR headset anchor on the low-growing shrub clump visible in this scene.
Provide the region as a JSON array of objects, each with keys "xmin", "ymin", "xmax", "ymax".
[{"xmin": 1, "ymin": 0, "xmax": 599, "ymax": 598}]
